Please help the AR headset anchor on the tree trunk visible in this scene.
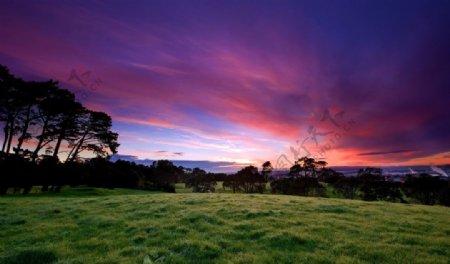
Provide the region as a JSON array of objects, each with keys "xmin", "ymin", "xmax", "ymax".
[
  {"xmin": 67, "ymin": 131, "xmax": 87, "ymax": 162},
  {"xmin": 52, "ymin": 133, "xmax": 64, "ymax": 159},
  {"xmin": 53, "ymin": 122, "xmax": 68, "ymax": 159},
  {"xmin": 15, "ymin": 105, "xmax": 32, "ymax": 154},
  {"xmin": 66, "ymin": 144, "xmax": 76, "ymax": 162},
  {"xmin": 1, "ymin": 122, "xmax": 9, "ymax": 152},
  {"xmin": 6, "ymin": 122, "xmax": 14, "ymax": 153},
  {"xmin": 32, "ymin": 120, "xmax": 49, "ymax": 162}
]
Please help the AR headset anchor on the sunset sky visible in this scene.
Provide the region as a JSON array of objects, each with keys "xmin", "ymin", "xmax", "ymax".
[{"xmin": 1, "ymin": 0, "xmax": 449, "ymax": 170}]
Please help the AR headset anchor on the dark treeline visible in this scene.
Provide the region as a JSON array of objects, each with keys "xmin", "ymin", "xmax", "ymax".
[
  {"xmin": 0, "ymin": 65, "xmax": 120, "ymax": 193},
  {"xmin": 0, "ymin": 65, "xmax": 226, "ymax": 194},
  {"xmin": 1, "ymin": 65, "xmax": 449, "ymax": 206},
  {"xmin": 0, "ymin": 155, "xmax": 223, "ymax": 194},
  {"xmin": 220, "ymin": 158, "xmax": 449, "ymax": 206},
  {"xmin": 0, "ymin": 65, "xmax": 225, "ymax": 194}
]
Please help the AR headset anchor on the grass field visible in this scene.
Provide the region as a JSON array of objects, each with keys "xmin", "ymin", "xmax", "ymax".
[{"xmin": 1, "ymin": 187, "xmax": 449, "ymax": 264}]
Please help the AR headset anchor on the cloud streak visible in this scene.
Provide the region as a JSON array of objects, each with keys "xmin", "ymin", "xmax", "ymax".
[{"xmin": 1, "ymin": 0, "xmax": 449, "ymax": 168}]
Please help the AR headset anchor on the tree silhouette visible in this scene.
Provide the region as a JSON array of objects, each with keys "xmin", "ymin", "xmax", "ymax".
[
  {"xmin": 403, "ymin": 174, "xmax": 447, "ymax": 205},
  {"xmin": 31, "ymin": 83, "xmax": 70, "ymax": 161},
  {"xmin": 1, "ymin": 64, "xmax": 119, "ymax": 162},
  {"xmin": 185, "ymin": 168, "xmax": 216, "ymax": 192},
  {"xmin": 288, "ymin": 157, "xmax": 326, "ymax": 178},
  {"xmin": 51, "ymin": 97, "xmax": 84, "ymax": 159},
  {"xmin": 150, "ymin": 160, "xmax": 183, "ymax": 192},
  {"xmin": 0, "ymin": 66, "xmax": 24, "ymax": 153},
  {"xmin": 236, "ymin": 166, "xmax": 266, "ymax": 193},
  {"xmin": 67, "ymin": 110, "xmax": 119, "ymax": 161},
  {"xmin": 11, "ymin": 81, "xmax": 55, "ymax": 156},
  {"xmin": 261, "ymin": 161, "xmax": 273, "ymax": 181},
  {"xmin": 272, "ymin": 157, "xmax": 326, "ymax": 196}
]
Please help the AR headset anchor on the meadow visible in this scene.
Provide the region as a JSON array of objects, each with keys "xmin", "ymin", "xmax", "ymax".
[{"xmin": 1, "ymin": 187, "xmax": 449, "ymax": 264}]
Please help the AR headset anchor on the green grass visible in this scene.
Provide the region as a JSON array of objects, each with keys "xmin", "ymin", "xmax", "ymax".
[
  {"xmin": 176, "ymin": 182, "xmax": 271, "ymax": 194},
  {"xmin": 1, "ymin": 187, "xmax": 449, "ymax": 263}
]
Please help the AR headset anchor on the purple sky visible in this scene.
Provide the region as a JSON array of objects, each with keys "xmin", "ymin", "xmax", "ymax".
[{"xmin": 1, "ymin": 0, "xmax": 449, "ymax": 171}]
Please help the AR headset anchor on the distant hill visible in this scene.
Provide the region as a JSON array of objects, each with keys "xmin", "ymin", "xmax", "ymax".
[{"xmin": 111, "ymin": 154, "xmax": 247, "ymax": 173}]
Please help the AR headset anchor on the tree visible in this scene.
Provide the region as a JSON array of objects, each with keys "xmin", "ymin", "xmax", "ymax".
[
  {"xmin": 185, "ymin": 168, "xmax": 217, "ymax": 192},
  {"xmin": 223, "ymin": 173, "xmax": 240, "ymax": 193},
  {"xmin": 317, "ymin": 168, "xmax": 343, "ymax": 184},
  {"xmin": 13, "ymin": 81, "xmax": 49, "ymax": 156},
  {"xmin": 288, "ymin": 162, "xmax": 303, "ymax": 178},
  {"xmin": 353, "ymin": 167, "xmax": 405, "ymax": 202},
  {"xmin": 0, "ymin": 66, "xmax": 24, "ymax": 153},
  {"xmin": 271, "ymin": 157, "xmax": 327, "ymax": 196},
  {"xmin": 150, "ymin": 160, "xmax": 183, "ymax": 192},
  {"xmin": 302, "ymin": 157, "xmax": 318, "ymax": 177},
  {"xmin": 236, "ymin": 166, "xmax": 267, "ymax": 193},
  {"xmin": 38, "ymin": 155, "xmax": 60, "ymax": 192},
  {"xmin": 403, "ymin": 174, "xmax": 447, "ymax": 205},
  {"xmin": 261, "ymin": 161, "xmax": 273, "ymax": 181},
  {"xmin": 360, "ymin": 181, "xmax": 404, "ymax": 202},
  {"xmin": 31, "ymin": 85, "xmax": 73, "ymax": 161},
  {"xmin": 0, "ymin": 65, "xmax": 123, "ymax": 194},
  {"xmin": 51, "ymin": 97, "xmax": 84, "ymax": 160},
  {"xmin": 316, "ymin": 160, "xmax": 328, "ymax": 170},
  {"xmin": 67, "ymin": 110, "xmax": 119, "ymax": 161},
  {"xmin": 331, "ymin": 176, "xmax": 359, "ymax": 199},
  {"xmin": 439, "ymin": 184, "xmax": 450, "ymax": 206},
  {"xmin": 271, "ymin": 177, "xmax": 324, "ymax": 196},
  {"xmin": 288, "ymin": 157, "xmax": 326, "ymax": 178},
  {"xmin": 223, "ymin": 166, "xmax": 267, "ymax": 193}
]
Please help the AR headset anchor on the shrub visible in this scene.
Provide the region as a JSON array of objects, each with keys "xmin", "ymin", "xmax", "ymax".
[{"xmin": 271, "ymin": 177, "xmax": 324, "ymax": 196}]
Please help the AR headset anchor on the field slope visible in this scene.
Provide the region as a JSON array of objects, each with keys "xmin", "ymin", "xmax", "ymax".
[{"xmin": 1, "ymin": 188, "xmax": 449, "ymax": 264}]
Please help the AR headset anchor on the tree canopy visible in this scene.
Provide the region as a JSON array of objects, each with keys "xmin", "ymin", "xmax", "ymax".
[{"xmin": 0, "ymin": 65, "xmax": 119, "ymax": 162}]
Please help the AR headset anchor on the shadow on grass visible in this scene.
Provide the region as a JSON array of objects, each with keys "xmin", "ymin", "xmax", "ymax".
[
  {"xmin": 1, "ymin": 186, "xmax": 157, "ymax": 198},
  {"xmin": 266, "ymin": 233, "xmax": 316, "ymax": 251},
  {"xmin": 2, "ymin": 249, "xmax": 58, "ymax": 264},
  {"xmin": 316, "ymin": 205, "xmax": 352, "ymax": 214}
]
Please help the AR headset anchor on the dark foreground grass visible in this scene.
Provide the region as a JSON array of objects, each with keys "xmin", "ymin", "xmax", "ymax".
[{"xmin": 1, "ymin": 187, "xmax": 449, "ymax": 263}]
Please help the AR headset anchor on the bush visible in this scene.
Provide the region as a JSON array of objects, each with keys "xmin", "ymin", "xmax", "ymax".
[
  {"xmin": 360, "ymin": 181, "xmax": 404, "ymax": 202},
  {"xmin": 331, "ymin": 177, "xmax": 360, "ymax": 199},
  {"xmin": 186, "ymin": 169, "xmax": 217, "ymax": 193},
  {"xmin": 403, "ymin": 174, "xmax": 448, "ymax": 205},
  {"xmin": 271, "ymin": 177, "xmax": 324, "ymax": 196},
  {"xmin": 223, "ymin": 166, "xmax": 267, "ymax": 193}
]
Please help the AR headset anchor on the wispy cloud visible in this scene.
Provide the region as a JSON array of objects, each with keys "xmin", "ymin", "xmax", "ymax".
[
  {"xmin": 130, "ymin": 63, "xmax": 187, "ymax": 76},
  {"xmin": 358, "ymin": 150, "xmax": 417, "ymax": 156},
  {"xmin": 1, "ymin": 0, "xmax": 449, "ymax": 166},
  {"xmin": 121, "ymin": 150, "xmax": 184, "ymax": 158}
]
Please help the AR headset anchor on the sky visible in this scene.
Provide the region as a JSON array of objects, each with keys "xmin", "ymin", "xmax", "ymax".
[{"xmin": 1, "ymin": 0, "xmax": 449, "ymax": 171}]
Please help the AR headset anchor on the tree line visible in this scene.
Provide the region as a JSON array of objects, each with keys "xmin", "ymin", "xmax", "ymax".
[
  {"xmin": 0, "ymin": 65, "xmax": 224, "ymax": 194},
  {"xmin": 0, "ymin": 156, "xmax": 224, "ymax": 194},
  {"xmin": 218, "ymin": 158, "xmax": 449, "ymax": 206},
  {"xmin": 1, "ymin": 64, "xmax": 448, "ymax": 206},
  {"xmin": 0, "ymin": 65, "xmax": 120, "ymax": 193}
]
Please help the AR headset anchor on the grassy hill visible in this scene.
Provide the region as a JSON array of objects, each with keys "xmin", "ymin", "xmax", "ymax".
[{"xmin": 1, "ymin": 187, "xmax": 449, "ymax": 264}]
